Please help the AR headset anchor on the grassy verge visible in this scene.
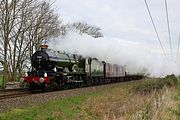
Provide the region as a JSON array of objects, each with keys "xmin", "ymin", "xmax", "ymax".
[
  {"xmin": 166, "ymin": 77, "xmax": 180, "ymax": 119},
  {"xmin": 134, "ymin": 74, "xmax": 177, "ymax": 94},
  {"xmin": 0, "ymin": 75, "xmax": 179, "ymax": 120},
  {"xmin": 0, "ymin": 92, "xmax": 100, "ymax": 120}
]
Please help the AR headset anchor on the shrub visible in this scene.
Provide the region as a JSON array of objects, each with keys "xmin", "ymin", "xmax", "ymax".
[{"xmin": 134, "ymin": 75, "xmax": 178, "ymax": 94}]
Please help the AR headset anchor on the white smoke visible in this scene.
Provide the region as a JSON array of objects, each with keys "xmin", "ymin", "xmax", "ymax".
[{"xmin": 49, "ymin": 31, "xmax": 180, "ymax": 77}]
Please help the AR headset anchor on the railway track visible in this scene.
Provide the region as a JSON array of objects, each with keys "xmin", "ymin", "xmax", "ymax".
[
  {"xmin": 0, "ymin": 78, "xmax": 144, "ymax": 100},
  {"xmin": 0, "ymin": 89, "xmax": 32, "ymax": 100},
  {"xmin": 0, "ymin": 88, "xmax": 28, "ymax": 92}
]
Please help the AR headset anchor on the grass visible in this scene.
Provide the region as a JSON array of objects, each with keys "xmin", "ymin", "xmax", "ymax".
[
  {"xmin": 0, "ymin": 75, "xmax": 3, "ymax": 87},
  {"xmin": 166, "ymin": 77, "xmax": 180, "ymax": 119},
  {"xmin": 0, "ymin": 92, "xmax": 100, "ymax": 120},
  {"xmin": 134, "ymin": 74, "xmax": 177, "ymax": 94},
  {"xmin": 0, "ymin": 75, "xmax": 179, "ymax": 120}
]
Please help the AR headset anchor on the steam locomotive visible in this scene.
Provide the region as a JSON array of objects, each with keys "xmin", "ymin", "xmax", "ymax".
[{"xmin": 21, "ymin": 45, "xmax": 144, "ymax": 91}]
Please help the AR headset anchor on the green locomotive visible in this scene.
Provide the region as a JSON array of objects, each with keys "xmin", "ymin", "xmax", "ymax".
[{"xmin": 21, "ymin": 45, "xmax": 143, "ymax": 91}]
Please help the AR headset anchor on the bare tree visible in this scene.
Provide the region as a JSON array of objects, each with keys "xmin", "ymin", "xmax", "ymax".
[
  {"xmin": 0, "ymin": 0, "xmax": 14, "ymax": 87},
  {"xmin": 28, "ymin": 1, "xmax": 61, "ymax": 52},
  {"xmin": 72, "ymin": 22, "xmax": 103, "ymax": 38},
  {"xmin": 0, "ymin": 0, "xmax": 102, "ymax": 88},
  {"xmin": 62, "ymin": 22, "xmax": 103, "ymax": 38},
  {"xmin": 0, "ymin": 0, "xmax": 61, "ymax": 87}
]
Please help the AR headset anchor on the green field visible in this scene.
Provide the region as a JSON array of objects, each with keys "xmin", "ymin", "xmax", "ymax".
[
  {"xmin": 0, "ymin": 76, "xmax": 179, "ymax": 120},
  {"xmin": 0, "ymin": 75, "xmax": 2, "ymax": 87}
]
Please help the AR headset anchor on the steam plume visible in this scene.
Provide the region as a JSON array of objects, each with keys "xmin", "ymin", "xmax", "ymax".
[{"xmin": 49, "ymin": 31, "xmax": 180, "ymax": 77}]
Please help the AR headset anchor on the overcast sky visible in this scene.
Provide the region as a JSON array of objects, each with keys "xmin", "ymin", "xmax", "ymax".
[
  {"xmin": 51, "ymin": 0, "xmax": 180, "ymax": 76},
  {"xmin": 54, "ymin": 0, "xmax": 180, "ymax": 60}
]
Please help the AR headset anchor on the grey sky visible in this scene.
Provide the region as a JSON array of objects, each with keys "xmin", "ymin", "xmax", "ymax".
[
  {"xmin": 48, "ymin": 0, "xmax": 180, "ymax": 76},
  {"xmin": 55, "ymin": 0, "xmax": 180, "ymax": 60}
]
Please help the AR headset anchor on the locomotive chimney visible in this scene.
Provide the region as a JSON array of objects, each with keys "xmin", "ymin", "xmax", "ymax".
[{"xmin": 40, "ymin": 45, "xmax": 48, "ymax": 51}]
